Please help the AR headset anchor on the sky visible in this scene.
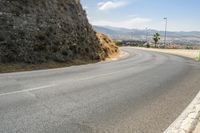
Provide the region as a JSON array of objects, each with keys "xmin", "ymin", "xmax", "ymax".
[{"xmin": 81, "ymin": 0, "xmax": 200, "ymax": 31}]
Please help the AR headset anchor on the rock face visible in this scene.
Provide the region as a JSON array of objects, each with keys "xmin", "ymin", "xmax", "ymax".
[{"xmin": 0, "ymin": 0, "xmax": 105, "ymax": 63}]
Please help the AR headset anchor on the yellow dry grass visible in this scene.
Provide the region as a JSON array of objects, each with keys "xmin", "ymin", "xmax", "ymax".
[
  {"xmin": 134, "ymin": 47, "xmax": 200, "ymax": 60},
  {"xmin": 96, "ymin": 32, "xmax": 120, "ymax": 59}
]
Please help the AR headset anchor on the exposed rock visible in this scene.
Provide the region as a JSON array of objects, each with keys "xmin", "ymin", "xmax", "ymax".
[
  {"xmin": 0, "ymin": 0, "xmax": 106, "ymax": 64},
  {"xmin": 96, "ymin": 32, "xmax": 119, "ymax": 59}
]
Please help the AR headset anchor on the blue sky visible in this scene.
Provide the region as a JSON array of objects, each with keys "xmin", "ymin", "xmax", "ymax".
[{"xmin": 81, "ymin": 0, "xmax": 200, "ymax": 31}]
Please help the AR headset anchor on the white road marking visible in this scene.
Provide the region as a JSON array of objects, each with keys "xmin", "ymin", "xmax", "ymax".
[
  {"xmin": 164, "ymin": 90, "xmax": 200, "ymax": 133},
  {"xmin": 0, "ymin": 51, "xmax": 160, "ymax": 97},
  {"xmin": 0, "ymin": 84, "xmax": 55, "ymax": 96},
  {"xmin": 0, "ymin": 66, "xmax": 138, "ymax": 97},
  {"xmin": 0, "ymin": 70, "xmax": 128, "ymax": 97}
]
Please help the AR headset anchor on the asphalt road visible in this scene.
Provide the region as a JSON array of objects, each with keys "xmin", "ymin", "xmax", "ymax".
[{"xmin": 0, "ymin": 47, "xmax": 200, "ymax": 133}]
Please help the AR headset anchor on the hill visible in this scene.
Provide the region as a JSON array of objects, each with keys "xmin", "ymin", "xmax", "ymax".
[
  {"xmin": 94, "ymin": 26, "xmax": 200, "ymax": 45},
  {"xmin": 0, "ymin": 0, "xmax": 113, "ymax": 64}
]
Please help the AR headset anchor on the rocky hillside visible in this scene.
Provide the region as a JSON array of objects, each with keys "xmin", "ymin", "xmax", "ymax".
[{"xmin": 0, "ymin": 0, "xmax": 108, "ymax": 64}]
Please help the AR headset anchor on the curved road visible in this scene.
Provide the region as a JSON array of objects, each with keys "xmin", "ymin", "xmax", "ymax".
[{"xmin": 0, "ymin": 47, "xmax": 200, "ymax": 133}]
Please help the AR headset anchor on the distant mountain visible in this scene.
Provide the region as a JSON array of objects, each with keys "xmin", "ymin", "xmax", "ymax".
[{"xmin": 93, "ymin": 25, "xmax": 200, "ymax": 45}]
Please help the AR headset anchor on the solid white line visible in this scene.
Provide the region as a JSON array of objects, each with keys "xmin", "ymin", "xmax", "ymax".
[
  {"xmin": 164, "ymin": 91, "xmax": 200, "ymax": 133},
  {"xmin": 0, "ymin": 84, "xmax": 55, "ymax": 97},
  {"xmin": 0, "ymin": 71, "xmax": 123, "ymax": 97}
]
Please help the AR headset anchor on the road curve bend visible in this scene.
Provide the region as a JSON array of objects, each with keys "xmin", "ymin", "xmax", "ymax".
[{"xmin": 0, "ymin": 47, "xmax": 200, "ymax": 133}]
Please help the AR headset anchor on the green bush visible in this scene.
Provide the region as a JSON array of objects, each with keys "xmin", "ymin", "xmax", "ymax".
[
  {"xmin": 146, "ymin": 43, "xmax": 150, "ymax": 48},
  {"xmin": 198, "ymin": 52, "xmax": 200, "ymax": 61},
  {"xmin": 186, "ymin": 46, "xmax": 193, "ymax": 49}
]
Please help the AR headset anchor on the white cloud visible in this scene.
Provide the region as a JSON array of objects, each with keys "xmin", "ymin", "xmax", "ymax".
[
  {"xmin": 91, "ymin": 17, "xmax": 152, "ymax": 29},
  {"xmin": 128, "ymin": 14, "xmax": 139, "ymax": 18},
  {"xmin": 98, "ymin": 1, "xmax": 127, "ymax": 11}
]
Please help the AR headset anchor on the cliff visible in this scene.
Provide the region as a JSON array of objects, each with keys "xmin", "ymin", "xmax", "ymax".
[{"xmin": 0, "ymin": 0, "xmax": 106, "ymax": 64}]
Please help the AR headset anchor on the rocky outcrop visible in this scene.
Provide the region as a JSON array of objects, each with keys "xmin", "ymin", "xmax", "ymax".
[
  {"xmin": 96, "ymin": 33, "xmax": 119, "ymax": 58},
  {"xmin": 0, "ymin": 0, "xmax": 106, "ymax": 64}
]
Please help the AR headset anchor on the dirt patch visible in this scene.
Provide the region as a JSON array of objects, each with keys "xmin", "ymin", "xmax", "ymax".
[
  {"xmin": 193, "ymin": 122, "xmax": 200, "ymax": 133},
  {"xmin": 0, "ymin": 59, "xmax": 99, "ymax": 73}
]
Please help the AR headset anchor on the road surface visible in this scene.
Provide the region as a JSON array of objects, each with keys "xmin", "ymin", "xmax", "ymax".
[{"xmin": 0, "ymin": 47, "xmax": 200, "ymax": 133}]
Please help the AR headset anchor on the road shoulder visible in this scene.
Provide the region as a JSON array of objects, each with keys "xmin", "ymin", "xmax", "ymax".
[{"xmin": 133, "ymin": 47, "xmax": 199, "ymax": 61}]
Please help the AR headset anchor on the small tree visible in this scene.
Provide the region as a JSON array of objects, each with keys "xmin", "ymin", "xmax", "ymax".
[{"xmin": 153, "ymin": 33, "xmax": 160, "ymax": 48}]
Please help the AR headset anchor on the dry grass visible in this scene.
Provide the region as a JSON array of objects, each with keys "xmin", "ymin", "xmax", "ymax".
[
  {"xmin": 134, "ymin": 47, "xmax": 200, "ymax": 60},
  {"xmin": 96, "ymin": 32, "xmax": 119, "ymax": 59}
]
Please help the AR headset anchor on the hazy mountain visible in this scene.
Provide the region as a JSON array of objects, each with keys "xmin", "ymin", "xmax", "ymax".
[{"xmin": 94, "ymin": 26, "xmax": 200, "ymax": 45}]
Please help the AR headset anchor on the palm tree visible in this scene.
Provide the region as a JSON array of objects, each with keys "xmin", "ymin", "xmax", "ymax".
[{"xmin": 153, "ymin": 33, "xmax": 160, "ymax": 48}]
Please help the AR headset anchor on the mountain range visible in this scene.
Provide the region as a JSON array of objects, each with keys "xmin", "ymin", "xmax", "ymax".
[{"xmin": 94, "ymin": 26, "xmax": 200, "ymax": 45}]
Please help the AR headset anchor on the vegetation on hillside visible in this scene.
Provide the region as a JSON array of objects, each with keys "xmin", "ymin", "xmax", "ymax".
[{"xmin": 116, "ymin": 40, "xmax": 146, "ymax": 47}]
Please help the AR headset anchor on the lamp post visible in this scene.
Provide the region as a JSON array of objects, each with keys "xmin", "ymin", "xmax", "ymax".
[
  {"xmin": 163, "ymin": 17, "xmax": 168, "ymax": 45},
  {"xmin": 145, "ymin": 27, "xmax": 148, "ymax": 43}
]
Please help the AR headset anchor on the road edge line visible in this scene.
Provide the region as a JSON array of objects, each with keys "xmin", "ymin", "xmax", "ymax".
[
  {"xmin": 0, "ymin": 84, "xmax": 55, "ymax": 97},
  {"xmin": 164, "ymin": 91, "xmax": 200, "ymax": 133}
]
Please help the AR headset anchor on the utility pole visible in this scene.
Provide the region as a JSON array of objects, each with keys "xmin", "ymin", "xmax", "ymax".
[
  {"xmin": 145, "ymin": 27, "xmax": 148, "ymax": 43},
  {"xmin": 163, "ymin": 17, "xmax": 168, "ymax": 45}
]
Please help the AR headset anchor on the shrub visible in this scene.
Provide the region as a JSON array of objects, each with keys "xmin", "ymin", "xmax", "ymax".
[
  {"xmin": 186, "ymin": 46, "xmax": 193, "ymax": 49},
  {"xmin": 146, "ymin": 43, "xmax": 150, "ymax": 48}
]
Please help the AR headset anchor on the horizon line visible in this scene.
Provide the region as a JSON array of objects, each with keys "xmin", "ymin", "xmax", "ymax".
[{"xmin": 93, "ymin": 25, "xmax": 200, "ymax": 33}]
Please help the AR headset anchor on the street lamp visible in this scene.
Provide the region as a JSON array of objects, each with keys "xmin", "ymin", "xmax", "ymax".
[
  {"xmin": 145, "ymin": 27, "xmax": 148, "ymax": 43},
  {"xmin": 163, "ymin": 17, "xmax": 168, "ymax": 45}
]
